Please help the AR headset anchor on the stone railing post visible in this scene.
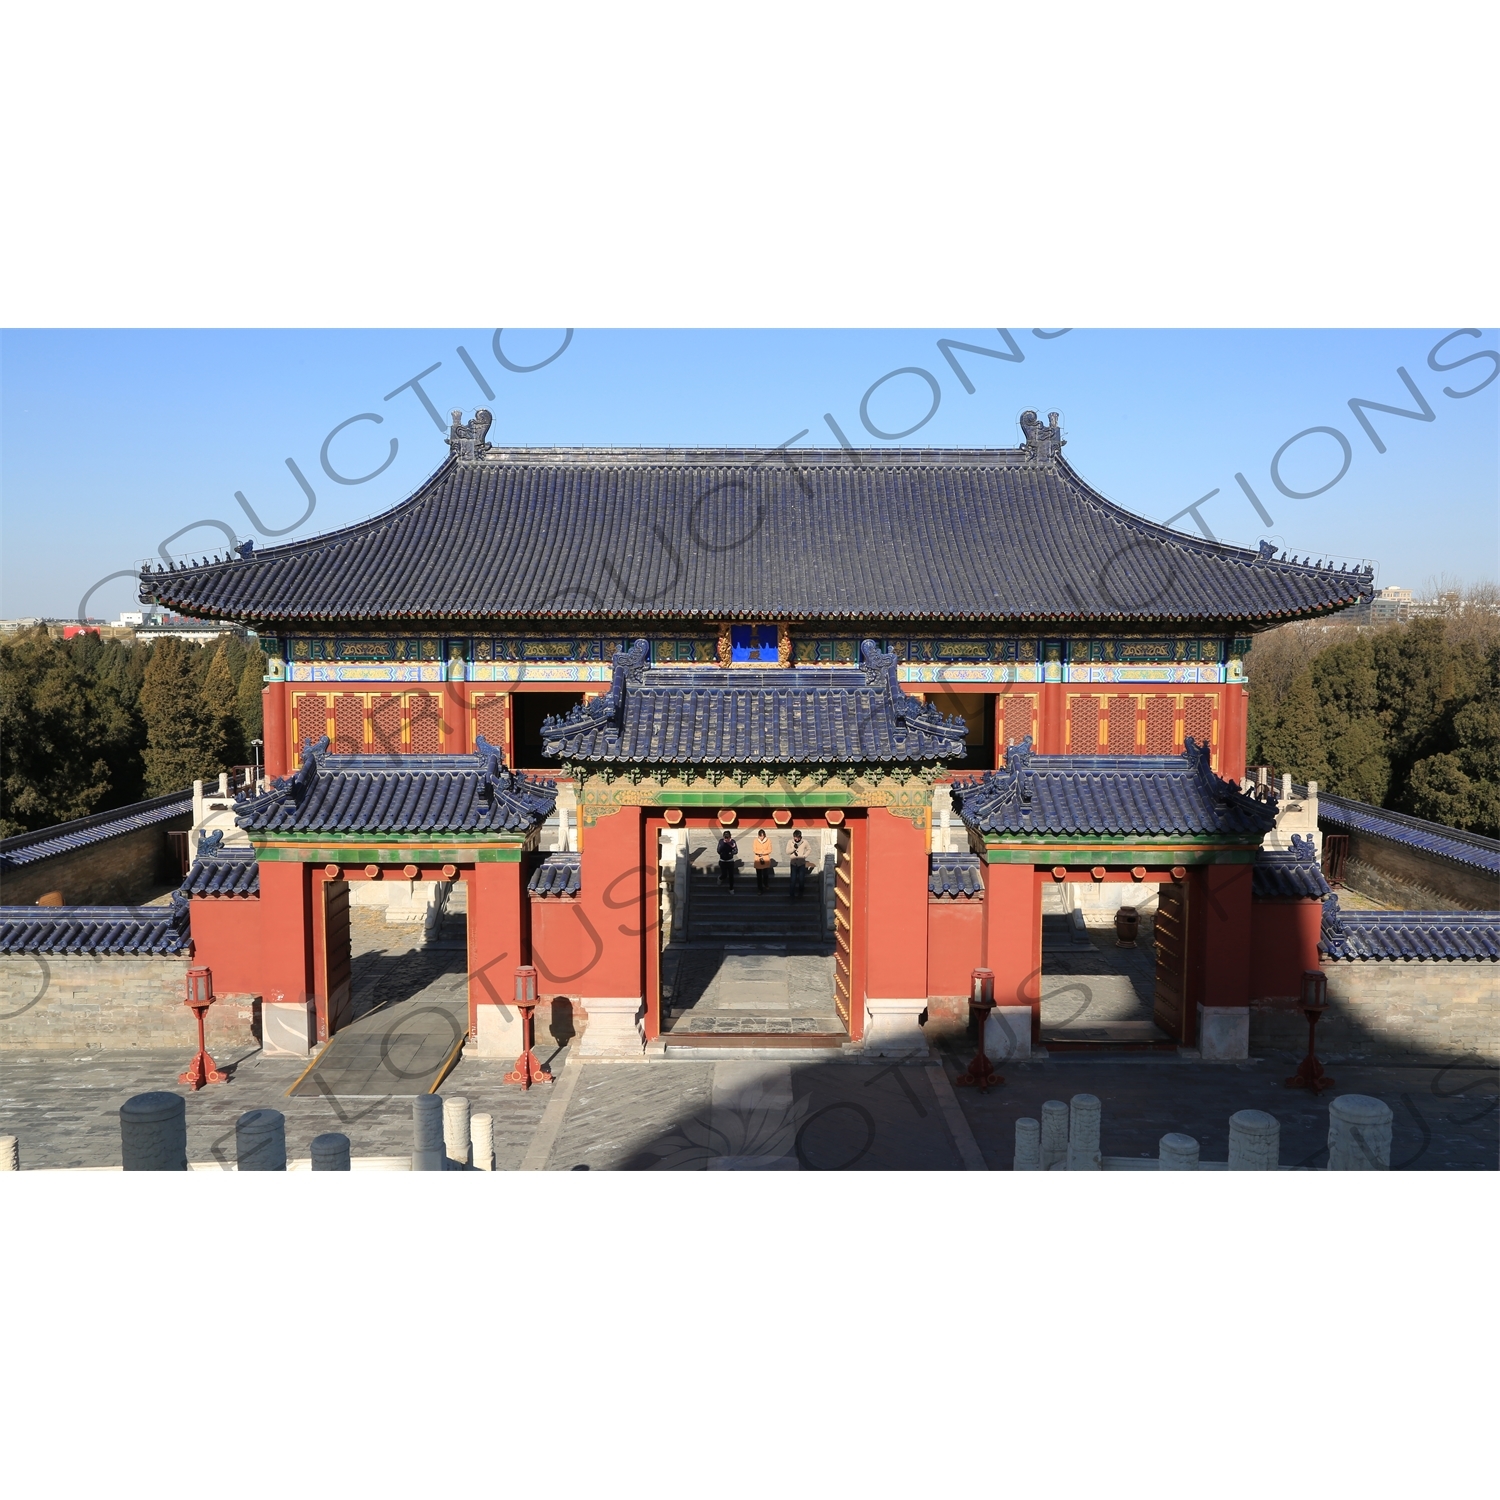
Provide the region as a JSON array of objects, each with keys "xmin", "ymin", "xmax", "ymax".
[
  {"xmin": 120, "ymin": 1091, "xmax": 187, "ymax": 1171},
  {"xmin": 1040, "ymin": 1099, "xmax": 1069, "ymax": 1170},
  {"xmin": 237, "ymin": 1109, "xmax": 287, "ymax": 1171},
  {"xmin": 1013, "ymin": 1117, "xmax": 1041, "ymax": 1171},
  {"xmin": 443, "ymin": 1096, "xmax": 472, "ymax": 1169},
  {"xmin": 1228, "ymin": 1109, "xmax": 1281, "ymax": 1170},
  {"xmin": 1328, "ymin": 1094, "xmax": 1393, "ymax": 1170},
  {"xmin": 1159, "ymin": 1133, "xmax": 1200, "ymax": 1170},
  {"xmin": 412, "ymin": 1095, "xmax": 444, "ymax": 1171},
  {"xmin": 472, "ymin": 1113, "xmax": 495, "ymax": 1171},
  {"xmin": 311, "ymin": 1132, "xmax": 351, "ymax": 1171},
  {"xmin": 1067, "ymin": 1094, "xmax": 1102, "ymax": 1171}
]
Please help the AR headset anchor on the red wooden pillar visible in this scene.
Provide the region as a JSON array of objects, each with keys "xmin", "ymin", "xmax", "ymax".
[
  {"xmin": 1219, "ymin": 683, "xmax": 1248, "ymax": 783},
  {"xmin": 468, "ymin": 859, "xmax": 526, "ymax": 1045},
  {"xmin": 442, "ymin": 678, "xmax": 470, "ymax": 753},
  {"xmin": 1037, "ymin": 682, "xmax": 1066, "ymax": 753},
  {"xmin": 263, "ymin": 681, "xmax": 290, "ymax": 778},
  {"xmin": 983, "ymin": 861, "xmax": 1043, "ymax": 1043},
  {"xmin": 257, "ymin": 860, "xmax": 315, "ymax": 1053}
]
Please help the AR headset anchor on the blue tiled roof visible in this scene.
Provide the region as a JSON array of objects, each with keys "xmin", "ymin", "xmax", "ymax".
[
  {"xmin": 541, "ymin": 639, "xmax": 967, "ymax": 765},
  {"xmin": 528, "ymin": 851, "xmax": 580, "ymax": 898},
  {"xmin": 235, "ymin": 736, "xmax": 556, "ymax": 836},
  {"xmin": 141, "ymin": 420, "xmax": 1372, "ymax": 626},
  {"xmin": 930, "ymin": 851, "xmax": 984, "ymax": 898},
  {"xmin": 181, "ymin": 832, "xmax": 260, "ymax": 897},
  {"xmin": 1253, "ymin": 835, "xmax": 1333, "ymax": 900},
  {"xmin": 952, "ymin": 738, "xmax": 1278, "ymax": 840},
  {"xmin": 1319, "ymin": 897, "xmax": 1499, "ymax": 962},
  {"xmin": 1302, "ymin": 786, "xmax": 1500, "ymax": 876},
  {"xmin": 0, "ymin": 789, "xmax": 192, "ymax": 872},
  {"xmin": 0, "ymin": 897, "xmax": 192, "ymax": 955}
]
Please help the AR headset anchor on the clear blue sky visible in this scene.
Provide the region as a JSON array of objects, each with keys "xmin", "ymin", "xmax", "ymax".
[{"xmin": 1, "ymin": 328, "xmax": 1495, "ymax": 621}]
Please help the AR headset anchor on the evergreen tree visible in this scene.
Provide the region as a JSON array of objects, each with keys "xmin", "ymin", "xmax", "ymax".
[
  {"xmin": 0, "ymin": 629, "xmax": 111, "ymax": 834},
  {"xmin": 201, "ymin": 641, "xmax": 244, "ymax": 769},
  {"xmin": 1310, "ymin": 634, "xmax": 1389, "ymax": 803},
  {"xmin": 1255, "ymin": 669, "xmax": 1331, "ymax": 788},
  {"xmin": 236, "ymin": 643, "xmax": 266, "ymax": 752},
  {"xmin": 140, "ymin": 637, "xmax": 217, "ymax": 794}
]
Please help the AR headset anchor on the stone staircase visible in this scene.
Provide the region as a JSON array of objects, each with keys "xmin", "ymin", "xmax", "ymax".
[{"xmin": 685, "ymin": 872, "xmax": 825, "ymax": 942}]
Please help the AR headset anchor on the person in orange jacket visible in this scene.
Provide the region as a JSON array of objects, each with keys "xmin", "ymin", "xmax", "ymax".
[{"xmin": 753, "ymin": 828, "xmax": 773, "ymax": 893}]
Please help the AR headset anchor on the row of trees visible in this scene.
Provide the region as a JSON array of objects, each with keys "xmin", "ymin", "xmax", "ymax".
[
  {"xmin": 0, "ymin": 628, "xmax": 266, "ymax": 837},
  {"xmin": 1247, "ymin": 591, "xmax": 1500, "ymax": 836}
]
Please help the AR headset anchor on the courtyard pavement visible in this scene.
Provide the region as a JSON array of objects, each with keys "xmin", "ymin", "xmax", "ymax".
[{"xmin": 2, "ymin": 1037, "xmax": 1493, "ymax": 1170}]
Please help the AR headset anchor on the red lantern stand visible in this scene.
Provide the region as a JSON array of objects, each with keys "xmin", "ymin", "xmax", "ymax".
[
  {"xmin": 179, "ymin": 966, "xmax": 228, "ymax": 1091},
  {"xmin": 1284, "ymin": 968, "xmax": 1335, "ymax": 1094},
  {"xmin": 955, "ymin": 966, "xmax": 1004, "ymax": 1091},
  {"xmin": 504, "ymin": 965, "xmax": 553, "ymax": 1089}
]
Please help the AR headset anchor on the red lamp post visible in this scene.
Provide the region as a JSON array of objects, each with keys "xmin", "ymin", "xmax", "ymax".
[
  {"xmin": 178, "ymin": 966, "xmax": 227, "ymax": 1091},
  {"xmin": 955, "ymin": 966, "xmax": 1004, "ymax": 1091},
  {"xmin": 1284, "ymin": 968, "xmax": 1335, "ymax": 1094},
  {"xmin": 504, "ymin": 965, "xmax": 553, "ymax": 1089}
]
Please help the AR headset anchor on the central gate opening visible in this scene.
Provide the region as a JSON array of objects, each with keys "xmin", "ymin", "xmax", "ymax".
[
  {"xmin": 300, "ymin": 867, "xmax": 471, "ymax": 1096},
  {"xmin": 656, "ymin": 817, "xmax": 846, "ymax": 1043}
]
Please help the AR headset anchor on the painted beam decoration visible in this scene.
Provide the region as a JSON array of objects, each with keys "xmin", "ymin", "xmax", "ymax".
[{"xmin": 273, "ymin": 630, "xmax": 1241, "ymax": 684}]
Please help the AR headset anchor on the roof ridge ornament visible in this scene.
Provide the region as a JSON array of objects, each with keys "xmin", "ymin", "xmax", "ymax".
[
  {"xmin": 1019, "ymin": 409, "xmax": 1065, "ymax": 463},
  {"xmin": 447, "ymin": 407, "xmax": 493, "ymax": 460}
]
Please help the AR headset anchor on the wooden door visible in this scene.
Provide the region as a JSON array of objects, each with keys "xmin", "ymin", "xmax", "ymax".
[
  {"xmin": 1152, "ymin": 882, "xmax": 1189, "ymax": 1042},
  {"xmin": 320, "ymin": 879, "xmax": 353, "ymax": 1035},
  {"xmin": 833, "ymin": 826, "xmax": 853, "ymax": 1033}
]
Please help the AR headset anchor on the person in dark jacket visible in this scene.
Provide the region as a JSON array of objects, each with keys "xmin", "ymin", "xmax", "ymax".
[
  {"xmin": 787, "ymin": 829, "xmax": 809, "ymax": 899},
  {"xmin": 716, "ymin": 830, "xmax": 738, "ymax": 890}
]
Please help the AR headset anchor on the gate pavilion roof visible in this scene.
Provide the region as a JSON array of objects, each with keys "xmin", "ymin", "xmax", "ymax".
[
  {"xmin": 141, "ymin": 412, "xmax": 1372, "ymax": 628},
  {"xmin": 235, "ymin": 736, "xmax": 556, "ymax": 836},
  {"xmin": 1251, "ymin": 835, "xmax": 1334, "ymax": 900},
  {"xmin": 540, "ymin": 639, "xmax": 967, "ymax": 766},
  {"xmin": 952, "ymin": 738, "xmax": 1278, "ymax": 840}
]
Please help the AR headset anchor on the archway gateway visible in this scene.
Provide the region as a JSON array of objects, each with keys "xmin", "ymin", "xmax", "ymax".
[
  {"xmin": 951, "ymin": 739, "xmax": 1274, "ymax": 1056},
  {"xmin": 237, "ymin": 740, "xmax": 556, "ymax": 1060},
  {"xmin": 645, "ymin": 808, "xmax": 853, "ymax": 1047}
]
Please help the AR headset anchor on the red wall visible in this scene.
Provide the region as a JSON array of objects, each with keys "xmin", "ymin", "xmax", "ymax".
[
  {"xmin": 256, "ymin": 860, "xmax": 314, "ymax": 1010},
  {"xmin": 1199, "ymin": 863, "xmax": 1254, "ymax": 1009},
  {"xmin": 927, "ymin": 898, "xmax": 985, "ymax": 999},
  {"xmin": 188, "ymin": 897, "xmax": 264, "ymax": 996},
  {"xmin": 573, "ymin": 805, "xmax": 646, "ymax": 1003},
  {"xmin": 1250, "ymin": 900, "xmax": 1323, "ymax": 1001},
  {"xmin": 984, "ymin": 862, "xmax": 1043, "ymax": 1040},
  {"xmin": 529, "ymin": 896, "xmax": 601, "ymax": 998},
  {"xmin": 864, "ymin": 808, "xmax": 929, "ymax": 1000},
  {"xmin": 467, "ymin": 861, "xmax": 527, "ymax": 1037}
]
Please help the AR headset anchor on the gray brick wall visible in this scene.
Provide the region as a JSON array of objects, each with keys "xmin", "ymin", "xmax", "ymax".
[
  {"xmin": 0, "ymin": 954, "xmax": 259, "ymax": 1051},
  {"xmin": 1250, "ymin": 960, "xmax": 1498, "ymax": 1061},
  {"xmin": 1341, "ymin": 832, "xmax": 1499, "ymax": 913},
  {"xmin": 0, "ymin": 818, "xmax": 191, "ymax": 906}
]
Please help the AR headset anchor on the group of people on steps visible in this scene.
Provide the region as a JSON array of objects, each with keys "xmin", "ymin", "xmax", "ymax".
[{"xmin": 715, "ymin": 827, "xmax": 811, "ymax": 898}]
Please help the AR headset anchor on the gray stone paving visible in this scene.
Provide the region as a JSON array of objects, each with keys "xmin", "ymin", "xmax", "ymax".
[
  {"xmin": 1042, "ymin": 927, "xmax": 1169, "ymax": 1040},
  {"xmin": 0, "ymin": 1042, "xmax": 569, "ymax": 1170},
  {"xmin": 662, "ymin": 941, "xmax": 840, "ymax": 1034}
]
